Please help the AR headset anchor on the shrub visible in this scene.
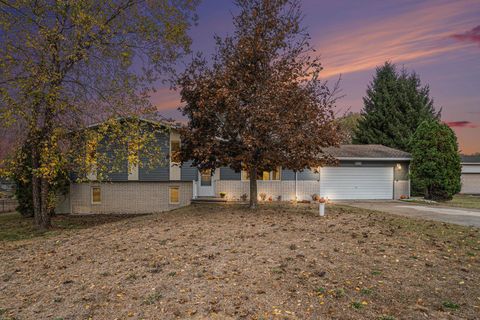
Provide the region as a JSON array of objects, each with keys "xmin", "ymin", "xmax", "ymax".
[
  {"xmin": 219, "ymin": 192, "xmax": 226, "ymax": 198},
  {"xmin": 240, "ymin": 193, "xmax": 248, "ymax": 201},
  {"xmin": 410, "ymin": 120, "xmax": 461, "ymax": 201},
  {"xmin": 259, "ymin": 193, "xmax": 267, "ymax": 201},
  {"xmin": 311, "ymin": 194, "xmax": 319, "ymax": 201}
]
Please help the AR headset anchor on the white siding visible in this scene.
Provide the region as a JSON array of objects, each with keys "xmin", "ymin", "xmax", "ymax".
[
  {"xmin": 320, "ymin": 167, "xmax": 393, "ymax": 200},
  {"xmin": 169, "ymin": 131, "xmax": 181, "ymax": 180},
  {"xmin": 462, "ymin": 165, "xmax": 480, "ymax": 174},
  {"xmin": 461, "ymin": 174, "xmax": 480, "ymax": 194}
]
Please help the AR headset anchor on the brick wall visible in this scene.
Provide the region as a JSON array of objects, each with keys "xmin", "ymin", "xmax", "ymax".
[{"xmin": 57, "ymin": 181, "xmax": 192, "ymax": 214}]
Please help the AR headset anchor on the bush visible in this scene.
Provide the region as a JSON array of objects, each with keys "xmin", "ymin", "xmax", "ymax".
[
  {"xmin": 12, "ymin": 142, "xmax": 69, "ymax": 217},
  {"xmin": 410, "ymin": 120, "xmax": 461, "ymax": 201},
  {"xmin": 259, "ymin": 193, "xmax": 267, "ymax": 201}
]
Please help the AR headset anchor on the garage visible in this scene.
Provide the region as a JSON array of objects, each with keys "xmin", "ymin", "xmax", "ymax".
[
  {"xmin": 460, "ymin": 156, "xmax": 480, "ymax": 194},
  {"xmin": 461, "ymin": 174, "xmax": 480, "ymax": 194},
  {"xmin": 320, "ymin": 167, "xmax": 394, "ymax": 200}
]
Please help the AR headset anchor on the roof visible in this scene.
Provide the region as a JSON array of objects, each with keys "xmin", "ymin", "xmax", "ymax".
[
  {"xmin": 461, "ymin": 155, "xmax": 480, "ymax": 163},
  {"xmin": 324, "ymin": 144, "xmax": 411, "ymax": 160}
]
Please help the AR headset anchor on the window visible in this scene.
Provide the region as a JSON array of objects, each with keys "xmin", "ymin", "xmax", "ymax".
[
  {"xmin": 170, "ymin": 140, "xmax": 181, "ymax": 164},
  {"xmin": 91, "ymin": 187, "xmax": 101, "ymax": 204},
  {"xmin": 271, "ymin": 167, "xmax": 281, "ymax": 180},
  {"xmin": 242, "ymin": 166, "xmax": 282, "ymax": 181},
  {"xmin": 200, "ymin": 169, "xmax": 212, "ymax": 186},
  {"xmin": 169, "ymin": 186, "xmax": 180, "ymax": 204}
]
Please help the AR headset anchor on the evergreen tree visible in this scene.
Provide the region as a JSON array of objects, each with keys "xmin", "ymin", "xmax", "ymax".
[
  {"xmin": 353, "ymin": 62, "xmax": 440, "ymax": 151},
  {"xmin": 410, "ymin": 120, "xmax": 462, "ymax": 201}
]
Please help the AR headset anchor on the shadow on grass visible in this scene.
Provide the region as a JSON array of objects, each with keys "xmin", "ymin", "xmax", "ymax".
[{"xmin": 0, "ymin": 212, "xmax": 141, "ymax": 242}]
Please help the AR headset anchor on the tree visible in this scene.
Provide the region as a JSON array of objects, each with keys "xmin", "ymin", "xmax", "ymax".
[
  {"xmin": 13, "ymin": 140, "xmax": 69, "ymax": 217},
  {"xmin": 0, "ymin": 0, "xmax": 198, "ymax": 229},
  {"xmin": 178, "ymin": 0, "xmax": 339, "ymax": 209},
  {"xmin": 337, "ymin": 112, "xmax": 362, "ymax": 144},
  {"xmin": 353, "ymin": 62, "xmax": 440, "ymax": 151},
  {"xmin": 410, "ymin": 120, "xmax": 461, "ymax": 201}
]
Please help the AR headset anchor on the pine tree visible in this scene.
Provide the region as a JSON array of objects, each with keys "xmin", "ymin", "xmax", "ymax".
[
  {"xmin": 410, "ymin": 120, "xmax": 462, "ymax": 200},
  {"xmin": 353, "ymin": 62, "xmax": 440, "ymax": 151}
]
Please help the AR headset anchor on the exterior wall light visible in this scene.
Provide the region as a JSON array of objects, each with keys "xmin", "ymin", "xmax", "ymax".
[{"xmin": 396, "ymin": 163, "xmax": 402, "ymax": 170}]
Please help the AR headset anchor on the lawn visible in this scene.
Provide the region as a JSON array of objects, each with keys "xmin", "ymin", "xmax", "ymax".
[
  {"xmin": 441, "ymin": 194, "xmax": 480, "ymax": 210},
  {"xmin": 0, "ymin": 204, "xmax": 479, "ymax": 319},
  {"xmin": 406, "ymin": 194, "xmax": 480, "ymax": 210}
]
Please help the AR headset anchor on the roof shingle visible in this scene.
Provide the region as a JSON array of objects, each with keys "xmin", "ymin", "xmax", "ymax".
[
  {"xmin": 461, "ymin": 155, "xmax": 480, "ymax": 163},
  {"xmin": 324, "ymin": 144, "xmax": 411, "ymax": 159}
]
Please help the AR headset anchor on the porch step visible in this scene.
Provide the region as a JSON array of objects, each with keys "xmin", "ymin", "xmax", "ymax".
[{"xmin": 191, "ymin": 197, "xmax": 228, "ymax": 204}]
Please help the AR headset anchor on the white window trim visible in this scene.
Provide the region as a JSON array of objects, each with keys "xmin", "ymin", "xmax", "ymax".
[
  {"xmin": 169, "ymin": 186, "xmax": 180, "ymax": 204},
  {"xmin": 91, "ymin": 186, "xmax": 101, "ymax": 204},
  {"xmin": 170, "ymin": 140, "xmax": 181, "ymax": 165}
]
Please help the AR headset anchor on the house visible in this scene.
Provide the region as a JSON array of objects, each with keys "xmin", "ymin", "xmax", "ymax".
[
  {"xmin": 56, "ymin": 122, "xmax": 411, "ymax": 214},
  {"xmin": 460, "ymin": 155, "xmax": 480, "ymax": 194}
]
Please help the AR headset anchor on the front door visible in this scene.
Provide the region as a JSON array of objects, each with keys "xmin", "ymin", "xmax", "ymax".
[{"xmin": 198, "ymin": 169, "xmax": 214, "ymax": 197}]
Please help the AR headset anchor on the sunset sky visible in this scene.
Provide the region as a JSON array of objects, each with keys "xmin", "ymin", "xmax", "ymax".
[{"xmin": 152, "ymin": 0, "xmax": 480, "ymax": 154}]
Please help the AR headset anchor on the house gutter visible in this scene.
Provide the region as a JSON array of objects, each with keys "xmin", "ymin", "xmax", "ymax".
[{"xmin": 335, "ymin": 157, "xmax": 412, "ymax": 161}]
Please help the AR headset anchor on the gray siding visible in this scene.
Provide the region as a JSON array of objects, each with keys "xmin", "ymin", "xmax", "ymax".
[
  {"xmin": 181, "ymin": 160, "xmax": 198, "ymax": 181},
  {"xmin": 281, "ymin": 169, "xmax": 295, "ymax": 181},
  {"xmin": 220, "ymin": 167, "xmax": 241, "ymax": 180},
  {"xmin": 105, "ymin": 148, "xmax": 128, "ymax": 181},
  {"xmin": 297, "ymin": 169, "xmax": 320, "ymax": 181},
  {"xmin": 139, "ymin": 132, "xmax": 169, "ymax": 181},
  {"xmin": 394, "ymin": 162, "xmax": 409, "ymax": 180},
  {"xmin": 216, "ymin": 161, "xmax": 410, "ymax": 182},
  {"xmin": 97, "ymin": 139, "xmax": 128, "ymax": 181}
]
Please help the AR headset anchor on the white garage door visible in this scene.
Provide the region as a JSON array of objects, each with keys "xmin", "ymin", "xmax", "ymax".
[{"xmin": 320, "ymin": 167, "xmax": 393, "ymax": 200}]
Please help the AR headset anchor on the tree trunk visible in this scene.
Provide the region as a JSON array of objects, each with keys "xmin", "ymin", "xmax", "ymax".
[
  {"xmin": 40, "ymin": 177, "xmax": 51, "ymax": 229},
  {"xmin": 249, "ymin": 166, "xmax": 258, "ymax": 209},
  {"xmin": 31, "ymin": 141, "xmax": 51, "ymax": 230},
  {"xmin": 32, "ymin": 146, "xmax": 42, "ymax": 228}
]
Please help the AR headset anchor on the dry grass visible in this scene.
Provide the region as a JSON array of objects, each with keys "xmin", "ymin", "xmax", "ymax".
[
  {"xmin": 0, "ymin": 211, "xmax": 138, "ymax": 242},
  {"xmin": 0, "ymin": 203, "xmax": 479, "ymax": 320}
]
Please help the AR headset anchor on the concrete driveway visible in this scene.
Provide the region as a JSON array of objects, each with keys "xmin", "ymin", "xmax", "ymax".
[{"xmin": 338, "ymin": 200, "xmax": 480, "ymax": 228}]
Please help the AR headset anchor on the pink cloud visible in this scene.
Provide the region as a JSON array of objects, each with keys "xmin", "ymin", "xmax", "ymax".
[
  {"xmin": 446, "ymin": 121, "xmax": 478, "ymax": 128},
  {"xmin": 316, "ymin": 0, "xmax": 479, "ymax": 78},
  {"xmin": 451, "ymin": 25, "xmax": 480, "ymax": 45}
]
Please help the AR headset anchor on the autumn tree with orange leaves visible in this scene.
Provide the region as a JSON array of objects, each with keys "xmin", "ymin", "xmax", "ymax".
[{"xmin": 178, "ymin": 0, "xmax": 339, "ymax": 209}]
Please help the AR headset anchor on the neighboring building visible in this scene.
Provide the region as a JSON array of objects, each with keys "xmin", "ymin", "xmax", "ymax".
[
  {"xmin": 57, "ymin": 121, "xmax": 411, "ymax": 214},
  {"xmin": 0, "ymin": 177, "xmax": 15, "ymax": 197},
  {"xmin": 460, "ymin": 155, "xmax": 480, "ymax": 194}
]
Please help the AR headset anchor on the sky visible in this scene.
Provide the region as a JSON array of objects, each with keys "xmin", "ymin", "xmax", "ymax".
[{"xmin": 152, "ymin": 0, "xmax": 480, "ymax": 155}]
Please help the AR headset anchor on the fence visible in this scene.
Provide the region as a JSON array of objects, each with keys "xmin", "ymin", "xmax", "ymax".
[{"xmin": 0, "ymin": 199, "xmax": 17, "ymax": 213}]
